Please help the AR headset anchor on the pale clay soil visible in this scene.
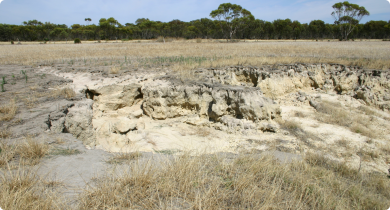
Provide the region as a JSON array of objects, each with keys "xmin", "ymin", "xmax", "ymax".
[{"xmin": 0, "ymin": 62, "xmax": 389, "ymax": 204}]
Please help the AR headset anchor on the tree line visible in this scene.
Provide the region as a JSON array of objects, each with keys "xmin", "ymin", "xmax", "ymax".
[{"xmin": 0, "ymin": 3, "xmax": 389, "ymax": 42}]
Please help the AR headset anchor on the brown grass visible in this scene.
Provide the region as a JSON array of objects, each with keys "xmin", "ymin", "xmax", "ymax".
[
  {"xmin": 358, "ymin": 147, "xmax": 381, "ymax": 161},
  {"xmin": 278, "ymin": 119, "xmax": 302, "ymax": 132},
  {"xmin": 106, "ymin": 152, "xmax": 142, "ymax": 164},
  {"xmin": 335, "ymin": 138, "xmax": 350, "ymax": 148},
  {"xmin": 0, "ymin": 167, "xmax": 64, "ymax": 210},
  {"xmin": 314, "ymin": 100, "xmax": 379, "ymax": 138},
  {"xmin": 0, "ymin": 99, "xmax": 17, "ymax": 121},
  {"xmin": 50, "ymin": 87, "xmax": 76, "ymax": 99},
  {"xmin": 17, "ymin": 137, "xmax": 49, "ymax": 165},
  {"xmin": 0, "ymin": 41, "xmax": 389, "ymax": 70},
  {"xmin": 294, "ymin": 111, "xmax": 306, "ymax": 118},
  {"xmin": 22, "ymin": 87, "xmax": 76, "ymax": 108},
  {"xmin": 194, "ymin": 127, "xmax": 211, "ymax": 137},
  {"xmin": 358, "ymin": 105, "xmax": 390, "ymax": 121},
  {"xmin": 109, "ymin": 66, "xmax": 120, "ymax": 74},
  {"xmin": 78, "ymin": 153, "xmax": 390, "ymax": 209},
  {"xmin": 49, "ymin": 147, "xmax": 81, "ymax": 156},
  {"xmin": 0, "ymin": 129, "xmax": 11, "ymax": 139},
  {"xmin": 23, "ymin": 95, "xmax": 38, "ymax": 108},
  {"xmin": 0, "ymin": 140, "xmax": 16, "ymax": 166}
]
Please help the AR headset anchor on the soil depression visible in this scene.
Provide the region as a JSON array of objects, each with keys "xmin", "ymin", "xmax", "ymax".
[{"xmin": 2, "ymin": 63, "xmax": 390, "ymax": 174}]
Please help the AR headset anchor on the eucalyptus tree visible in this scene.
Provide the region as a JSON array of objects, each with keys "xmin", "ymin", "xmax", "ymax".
[
  {"xmin": 210, "ymin": 3, "xmax": 254, "ymax": 41},
  {"xmin": 99, "ymin": 17, "xmax": 119, "ymax": 39},
  {"xmin": 309, "ymin": 20, "xmax": 325, "ymax": 39},
  {"xmin": 241, "ymin": 19, "xmax": 264, "ymax": 40},
  {"xmin": 85, "ymin": 18, "xmax": 92, "ymax": 25},
  {"xmin": 273, "ymin": 19, "xmax": 292, "ymax": 39},
  {"xmin": 192, "ymin": 18, "xmax": 214, "ymax": 39},
  {"xmin": 331, "ymin": 1, "xmax": 369, "ymax": 40},
  {"xmin": 23, "ymin": 20, "xmax": 43, "ymax": 26},
  {"xmin": 290, "ymin": 20, "xmax": 304, "ymax": 40},
  {"xmin": 263, "ymin": 21, "xmax": 275, "ymax": 39}
]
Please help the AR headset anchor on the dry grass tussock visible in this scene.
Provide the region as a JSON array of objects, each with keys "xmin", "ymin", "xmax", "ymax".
[
  {"xmin": 0, "ymin": 41, "xmax": 389, "ymax": 70},
  {"xmin": 106, "ymin": 152, "xmax": 142, "ymax": 164},
  {"xmin": 109, "ymin": 65, "xmax": 120, "ymax": 74},
  {"xmin": 0, "ymin": 136, "xmax": 49, "ymax": 167},
  {"xmin": 0, "ymin": 136, "xmax": 64, "ymax": 209},
  {"xmin": 49, "ymin": 87, "xmax": 76, "ymax": 99},
  {"xmin": 0, "ymin": 99, "xmax": 17, "ymax": 121},
  {"xmin": 17, "ymin": 137, "xmax": 50, "ymax": 165},
  {"xmin": 276, "ymin": 119, "xmax": 320, "ymax": 149},
  {"xmin": 0, "ymin": 140, "xmax": 16, "ymax": 166},
  {"xmin": 314, "ymin": 100, "xmax": 381, "ymax": 138},
  {"xmin": 0, "ymin": 129, "xmax": 11, "ymax": 139},
  {"xmin": 79, "ymin": 153, "xmax": 390, "ymax": 209},
  {"xmin": 0, "ymin": 167, "xmax": 65, "ymax": 210}
]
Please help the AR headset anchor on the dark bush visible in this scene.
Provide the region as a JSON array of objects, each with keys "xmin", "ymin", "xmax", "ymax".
[{"xmin": 74, "ymin": 38, "xmax": 81, "ymax": 44}]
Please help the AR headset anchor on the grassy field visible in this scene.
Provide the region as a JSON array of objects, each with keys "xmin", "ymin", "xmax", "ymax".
[{"xmin": 0, "ymin": 40, "xmax": 389, "ymax": 70}]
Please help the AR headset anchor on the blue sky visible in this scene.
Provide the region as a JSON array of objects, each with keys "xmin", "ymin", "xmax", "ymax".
[{"xmin": 0, "ymin": 0, "xmax": 389, "ymax": 26}]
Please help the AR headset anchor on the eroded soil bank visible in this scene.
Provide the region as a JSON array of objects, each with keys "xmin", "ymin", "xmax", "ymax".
[{"xmin": 1, "ymin": 62, "xmax": 390, "ymax": 205}]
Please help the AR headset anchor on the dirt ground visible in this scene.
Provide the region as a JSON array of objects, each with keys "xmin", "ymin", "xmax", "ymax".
[{"xmin": 1, "ymin": 61, "xmax": 390, "ymax": 207}]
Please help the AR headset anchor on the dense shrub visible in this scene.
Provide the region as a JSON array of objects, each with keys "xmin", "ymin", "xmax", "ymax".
[{"xmin": 74, "ymin": 38, "xmax": 81, "ymax": 44}]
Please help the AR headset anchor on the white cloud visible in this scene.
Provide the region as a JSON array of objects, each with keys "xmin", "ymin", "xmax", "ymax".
[
  {"xmin": 387, "ymin": 0, "xmax": 390, "ymax": 4},
  {"xmin": 0, "ymin": 0, "xmax": 4, "ymax": 4}
]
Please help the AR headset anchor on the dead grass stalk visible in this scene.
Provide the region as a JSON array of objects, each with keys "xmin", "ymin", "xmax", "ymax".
[
  {"xmin": 17, "ymin": 137, "xmax": 49, "ymax": 165},
  {"xmin": 314, "ymin": 100, "xmax": 379, "ymax": 138},
  {"xmin": 78, "ymin": 153, "xmax": 390, "ymax": 209},
  {"xmin": 0, "ymin": 42, "xmax": 389, "ymax": 70},
  {"xmin": 0, "ymin": 99, "xmax": 17, "ymax": 121},
  {"xmin": 0, "ymin": 167, "xmax": 64, "ymax": 209}
]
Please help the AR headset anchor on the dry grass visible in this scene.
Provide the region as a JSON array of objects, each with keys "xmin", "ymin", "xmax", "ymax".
[
  {"xmin": 0, "ymin": 99, "xmax": 17, "ymax": 121},
  {"xmin": 50, "ymin": 87, "xmax": 76, "ymax": 99},
  {"xmin": 29, "ymin": 85, "xmax": 39, "ymax": 91},
  {"xmin": 277, "ymin": 119, "xmax": 322, "ymax": 149},
  {"xmin": 358, "ymin": 147, "xmax": 381, "ymax": 161},
  {"xmin": 49, "ymin": 147, "xmax": 81, "ymax": 156},
  {"xmin": 294, "ymin": 111, "xmax": 306, "ymax": 118},
  {"xmin": 194, "ymin": 127, "xmax": 211, "ymax": 137},
  {"xmin": 22, "ymin": 94, "xmax": 38, "ymax": 108},
  {"xmin": 109, "ymin": 65, "xmax": 120, "ymax": 74},
  {"xmin": 278, "ymin": 119, "xmax": 302, "ymax": 132},
  {"xmin": 1, "ymin": 136, "xmax": 49, "ymax": 166},
  {"xmin": 314, "ymin": 100, "xmax": 379, "ymax": 138},
  {"xmin": 0, "ymin": 41, "xmax": 389, "ymax": 70},
  {"xmin": 0, "ymin": 129, "xmax": 11, "ymax": 139},
  {"xmin": 17, "ymin": 137, "xmax": 49, "ymax": 165},
  {"xmin": 358, "ymin": 105, "xmax": 390, "ymax": 121},
  {"xmin": 335, "ymin": 138, "xmax": 350, "ymax": 148},
  {"xmin": 22, "ymin": 87, "xmax": 76, "ymax": 108},
  {"xmin": 106, "ymin": 152, "xmax": 142, "ymax": 164},
  {"xmin": 78, "ymin": 153, "xmax": 390, "ymax": 209},
  {"xmin": 0, "ymin": 140, "xmax": 16, "ymax": 166},
  {"xmin": 156, "ymin": 36, "xmax": 175, "ymax": 43},
  {"xmin": 0, "ymin": 167, "xmax": 64, "ymax": 210}
]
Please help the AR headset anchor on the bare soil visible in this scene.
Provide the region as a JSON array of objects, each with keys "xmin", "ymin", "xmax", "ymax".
[{"xmin": 1, "ymin": 61, "xmax": 390, "ymax": 208}]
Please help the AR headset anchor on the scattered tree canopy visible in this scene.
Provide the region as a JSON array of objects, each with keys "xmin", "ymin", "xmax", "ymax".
[
  {"xmin": 0, "ymin": 3, "xmax": 387, "ymax": 42},
  {"xmin": 210, "ymin": 3, "xmax": 254, "ymax": 41},
  {"xmin": 332, "ymin": 1, "xmax": 370, "ymax": 40}
]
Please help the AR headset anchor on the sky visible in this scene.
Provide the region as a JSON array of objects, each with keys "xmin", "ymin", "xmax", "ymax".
[{"xmin": 0, "ymin": 0, "xmax": 389, "ymax": 26}]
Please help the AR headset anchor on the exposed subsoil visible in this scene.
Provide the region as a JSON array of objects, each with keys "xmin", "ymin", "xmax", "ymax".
[{"xmin": 1, "ymin": 62, "xmax": 389, "ymax": 205}]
